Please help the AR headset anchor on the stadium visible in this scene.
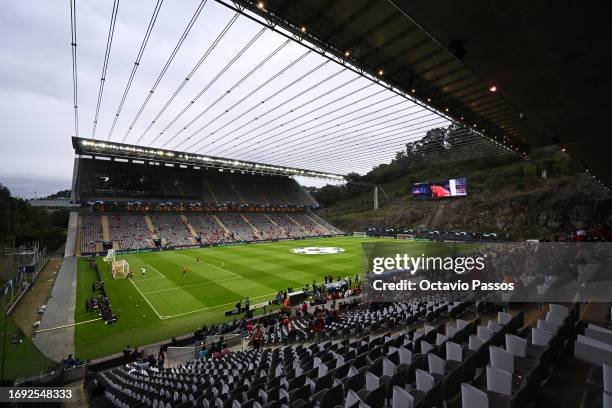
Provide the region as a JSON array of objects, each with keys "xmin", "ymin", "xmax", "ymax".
[{"xmin": 1, "ymin": 1, "xmax": 612, "ymax": 407}]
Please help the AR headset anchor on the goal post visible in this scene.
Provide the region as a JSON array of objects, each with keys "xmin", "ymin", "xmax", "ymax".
[{"xmin": 111, "ymin": 259, "xmax": 129, "ymax": 279}]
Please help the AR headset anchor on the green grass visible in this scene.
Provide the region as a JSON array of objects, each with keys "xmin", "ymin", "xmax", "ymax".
[
  {"xmin": 0, "ymin": 315, "xmax": 55, "ymax": 381},
  {"xmin": 74, "ymin": 237, "xmax": 471, "ymax": 359}
]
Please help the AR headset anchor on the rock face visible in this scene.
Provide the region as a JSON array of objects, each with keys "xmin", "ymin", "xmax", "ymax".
[{"xmin": 319, "ymin": 174, "xmax": 611, "ymax": 239}]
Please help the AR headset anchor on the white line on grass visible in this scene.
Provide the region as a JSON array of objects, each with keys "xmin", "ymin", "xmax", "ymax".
[
  {"xmin": 134, "ymin": 262, "xmax": 166, "ymax": 280},
  {"xmin": 141, "ymin": 275, "xmax": 243, "ymax": 295},
  {"xmin": 161, "ymin": 292, "xmax": 277, "ymax": 320},
  {"xmin": 128, "ymin": 278, "xmax": 164, "ymax": 320}
]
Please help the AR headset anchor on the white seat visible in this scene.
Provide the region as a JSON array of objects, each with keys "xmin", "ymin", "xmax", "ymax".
[
  {"xmin": 477, "ymin": 325, "xmax": 492, "ymax": 341},
  {"xmin": 446, "ymin": 341, "xmax": 462, "ymax": 363},
  {"xmin": 489, "ymin": 346, "xmax": 514, "ymax": 373},
  {"xmin": 365, "ymin": 371, "xmax": 379, "ymax": 391},
  {"xmin": 505, "ymin": 334, "xmax": 527, "ymax": 357},
  {"xmin": 427, "ymin": 353, "xmax": 445, "ymax": 376},
  {"xmin": 537, "ymin": 319, "xmax": 558, "ymax": 333},
  {"xmin": 420, "ymin": 340, "xmax": 434, "ymax": 354},
  {"xmin": 392, "ymin": 385, "xmax": 414, "ymax": 408},
  {"xmin": 605, "ymin": 363, "xmax": 612, "ymax": 393},
  {"xmin": 486, "ymin": 365, "xmax": 512, "ymax": 396},
  {"xmin": 531, "ymin": 328, "xmax": 554, "ymax": 346},
  {"xmin": 382, "ymin": 358, "xmax": 396, "ymax": 377},
  {"xmin": 415, "ymin": 369, "xmax": 434, "ymax": 392},
  {"xmin": 461, "ymin": 383, "xmax": 488, "ymax": 408},
  {"xmin": 498, "ymin": 312, "xmax": 512, "ymax": 325},
  {"xmin": 456, "ymin": 319, "xmax": 469, "ymax": 330},
  {"xmin": 469, "ymin": 335, "xmax": 483, "ymax": 351},
  {"xmin": 398, "ymin": 347, "xmax": 412, "ymax": 365}
]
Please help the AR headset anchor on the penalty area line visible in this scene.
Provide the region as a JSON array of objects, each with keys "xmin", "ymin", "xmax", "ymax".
[
  {"xmin": 141, "ymin": 275, "xmax": 243, "ymax": 295},
  {"xmin": 161, "ymin": 291, "xmax": 277, "ymax": 320},
  {"xmin": 129, "ymin": 278, "xmax": 164, "ymax": 320}
]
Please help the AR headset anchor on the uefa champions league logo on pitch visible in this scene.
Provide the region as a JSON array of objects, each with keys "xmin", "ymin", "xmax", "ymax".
[{"xmin": 291, "ymin": 247, "xmax": 346, "ymax": 255}]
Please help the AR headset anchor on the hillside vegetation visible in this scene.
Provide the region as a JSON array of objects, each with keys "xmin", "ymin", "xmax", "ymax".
[
  {"xmin": 0, "ymin": 184, "xmax": 69, "ymax": 253},
  {"xmin": 312, "ymin": 127, "xmax": 611, "ymax": 239}
]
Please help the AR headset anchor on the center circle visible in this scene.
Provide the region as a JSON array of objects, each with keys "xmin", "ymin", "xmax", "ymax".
[{"xmin": 290, "ymin": 247, "xmax": 346, "ymax": 255}]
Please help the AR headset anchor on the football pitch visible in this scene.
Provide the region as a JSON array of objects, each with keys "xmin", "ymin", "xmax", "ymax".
[{"xmin": 73, "ymin": 237, "xmax": 467, "ymax": 359}]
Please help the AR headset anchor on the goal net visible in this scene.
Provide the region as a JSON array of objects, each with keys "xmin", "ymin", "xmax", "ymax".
[
  {"xmin": 111, "ymin": 259, "xmax": 129, "ymax": 279},
  {"xmin": 353, "ymin": 231, "xmax": 367, "ymax": 237}
]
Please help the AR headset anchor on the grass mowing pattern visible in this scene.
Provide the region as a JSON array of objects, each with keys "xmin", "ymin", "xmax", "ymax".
[{"xmin": 74, "ymin": 237, "xmax": 466, "ymax": 359}]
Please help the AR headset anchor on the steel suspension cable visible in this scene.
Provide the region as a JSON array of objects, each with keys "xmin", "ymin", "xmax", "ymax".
[
  {"xmin": 292, "ymin": 132, "xmax": 512, "ymax": 173},
  {"xmin": 243, "ymin": 102, "xmax": 429, "ymax": 161},
  {"xmin": 69, "ymin": 0, "xmax": 79, "ymax": 137},
  {"xmin": 92, "ymin": 0, "xmax": 119, "ymax": 138},
  {"xmin": 248, "ymin": 99, "xmax": 413, "ymax": 160},
  {"xmin": 120, "ymin": 0, "xmax": 208, "ymax": 143},
  {"xmin": 280, "ymin": 132, "xmax": 507, "ymax": 173},
  {"xmin": 209, "ymin": 75, "xmax": 363, "ymax": 156},
  {"xmin": 159, "ymin": 36, "xmax": 291, "ymax": 148},
  {"xmin": 106, "ymin": 0, "xmax": 163, "ymax": 140},
  {"xmin": 227, "ymin": 90, "xmax": 396, "ymax": 158},
  {"xmin": 213, "ymin": 82, "xmax": 379, "ymax": 157},
  {"xmin": 254, "ymin": 114, "xmax": 447, "ymax": 166},
  {"xmin": 192, "ymin": 66, "xmax": 346, "ymax": 153},
  {"xmin": 152, "ymin": 27, "xmax": 267, "ymax": 146},
  {"xmin": 138, "ymin": 12, "xmax": 240, "ymax": 145},
  {"xmin": 171, "ymin": 50, "xmax": 312, "ymax": 150},
  {"xmin": 180, "ymin": 58, "xmax": 332, "ymax": 151},
  {"xmin": 306, "ymin": 144, "xmax": 509, "ymax": 174}
]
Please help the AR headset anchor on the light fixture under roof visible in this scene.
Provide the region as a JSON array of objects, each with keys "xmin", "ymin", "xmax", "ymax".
[
  {"xmin": 257, "ymin": 2, "xmax": 264, "ymax": 9},
  {"xmin": 489, "ymin": 84, "xmax": 497, "ymax": 92},
  {"xmin": 378, "ymin": 69, "xmax": 384, "ymax": 76}
]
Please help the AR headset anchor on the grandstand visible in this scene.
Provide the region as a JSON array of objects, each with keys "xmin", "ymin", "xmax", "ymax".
[{"xmin": 73, "ymin": 149, "xmax": 342, "ymax": 255}]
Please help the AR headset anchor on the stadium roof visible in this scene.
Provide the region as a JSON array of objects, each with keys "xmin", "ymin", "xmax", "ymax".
[
  {"xmin": 235, "ymin": 0, "xmax": 611, "ymax": 186},
  {"xmin": 68, "ymin": 0, "xmax": 520, "ymax": 179},
  {"xmin": 72, "ymin": 137, "xmax": 345, "ymax": 180}
]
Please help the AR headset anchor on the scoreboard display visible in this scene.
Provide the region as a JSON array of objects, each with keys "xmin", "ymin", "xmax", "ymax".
[{"xmin": 412, "ymin": 178, "xmax": 468, "ymax": 199}]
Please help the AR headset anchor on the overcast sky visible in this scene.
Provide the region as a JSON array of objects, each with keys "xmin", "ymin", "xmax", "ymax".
[{"xmin": 0, "ymin": 0, "xmax": 446, "ymax": 198}]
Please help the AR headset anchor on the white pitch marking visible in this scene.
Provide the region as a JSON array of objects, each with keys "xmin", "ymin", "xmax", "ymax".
[
  {"xmin": 129, "ymin": 278, "xmax": 163, "ymax": 320},
  {"xmin": 141, "ymin": 275, "xmax": 243, "ymax": 295},
  {"xmin": 161, "ymin": 292, "xmax": 277, "ymax": 320}
]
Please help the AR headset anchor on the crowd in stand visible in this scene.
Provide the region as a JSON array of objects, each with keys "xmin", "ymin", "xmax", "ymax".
[
  {"xmin": 152, "ymin": 214, "xmax": 194, "ymax": 247},
  {"xmin": 81, "ymin": 214, "xmax": 103, "ymax": 253},
  {"xmin": 366, "ymin": 226, "xmax": 512, "ymax": 242},
  {"xmin": 80, "ymin": 211, "xmax": 340, "ymax": 253},
  {"xmin": 109, "ymin": 214, "xmax": 151, "ymax": 249},
  {"xmin": 98, "ymin": 295, "xmax": 576, "ymax": 408},
  {"xmin": 556, "ymin": 223, "xmax": 612, "ymax": 242}
]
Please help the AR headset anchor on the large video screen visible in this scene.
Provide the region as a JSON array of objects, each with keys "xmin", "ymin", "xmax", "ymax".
[{"xmin": 411, "ymin": 178, "xmax": 468, "ymax": 199}]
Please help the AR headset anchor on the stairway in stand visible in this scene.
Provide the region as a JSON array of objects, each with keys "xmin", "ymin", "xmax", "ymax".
[{"xmin": 63, "ymin": 381, "xmax": 88, "ymax": 408}]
